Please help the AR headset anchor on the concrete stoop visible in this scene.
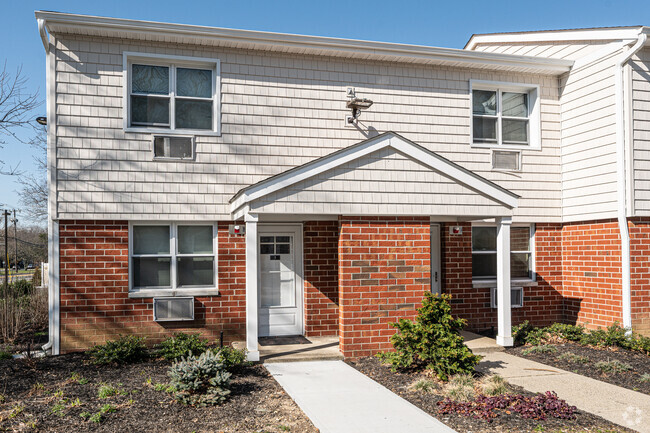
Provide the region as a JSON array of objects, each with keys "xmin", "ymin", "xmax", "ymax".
[{"xmin": 233, "ymin": 336, "xmax": 343, "ymax": 363}]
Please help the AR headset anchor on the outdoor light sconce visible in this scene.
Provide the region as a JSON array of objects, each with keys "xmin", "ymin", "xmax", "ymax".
[{"xmin": 346, "ymin": 88, "xmax": 373, "ymax": 124}]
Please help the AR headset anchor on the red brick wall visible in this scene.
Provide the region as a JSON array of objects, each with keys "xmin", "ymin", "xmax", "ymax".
[
  {"xmin": 304, "ymin": 221, "xmax": 339, "ymax": 336},
  {"xmin": 442, "ymin": 223, "xmax": 563, "ymax": 332},
  {"xmin": 338, "ymin": 217, "xmax": 430, "ymax": 359},
  {"xmin": 561, "ymin": 219, "xmax": 622, "ymax": 329},
  {"xmin": 630, "ymin": 218, "xmax": 650, "ymax": 335},
  {"xmin": 59, "ymin": 220, "xmax": 246, "ymax": 352}
]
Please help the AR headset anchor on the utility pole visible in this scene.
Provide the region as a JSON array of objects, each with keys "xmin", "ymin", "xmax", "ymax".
[
  {"xmin": 2, "ymin": 209, "xmax": 9, "ymax": 294},
  {"xmin": 11, "ymin": 210, "xmax": 17, "ymax": 273}
]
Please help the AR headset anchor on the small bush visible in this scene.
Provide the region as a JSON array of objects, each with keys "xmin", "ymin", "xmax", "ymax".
[
  {"xmin": 32, "ymin": 267, "xmax": 42, "ymax": 288},
  {"xmin": 437, "ymin": 391, "xmax": 576, "ymax": 421},
  {"xmin": 512, "ymin": 321, "xmax": 534, "ymax": 346},
  {"xmin": 522, "ymin": 345, "xmax": 558, "ymax": 356},
  {"xmin": 11, "ymin": 280, "xmax": 33, "ymax": 297},
  {"xmin": 156, "ymin": 333, "xmax": 208, "ymax": 360},
  {"xmin": 97, "ymin": 384, "xmax": 119, "ymax": 399},
  {"xmin": 89, "ymin": 335, "xmax": 148, "ymax": 365},
  {"xmin": 168, "ymin": 350, "xmax": 231, "ymax": 406},
  {"xmin": 595, "ymin": 360, "xmax": 632, "ymax": 374},
  {"xmin": 557, "ymin": 352, "xmax": 590, "ymax": 364},
  {"xmin": 409, "ymin": 379, "xmax": 437, "ymax": 393},
  {"xmin": 481, "ymin": 375, "xmax": 509, "ymax": 396},
  {"xmin": 639, "ymin": 373, "xmax": 650, "ymax": 383},
  {"xmin": 0, "ymin": 350, "xmax": 12, "ymax": 360},
  {"xmin": 443, "ymin": 374, "xmax": 475, "ymax": 402},
  {"xmin": 376, "ymin": 293, "xmax": 482, "ymax": 381},
  {"xmin": 213, "ymin": 346, "xmax": 248, "ymax": 370}
]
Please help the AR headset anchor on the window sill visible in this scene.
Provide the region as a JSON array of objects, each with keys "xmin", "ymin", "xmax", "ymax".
[
  {"xmin": 471, "ymin": 142, "xmax": 540, "ymax": 151},
  {"xmin": 472, "ymin": 279, "xmax": 538, "ymax": 289},
  {"xmin": 128, "ymin": 288, "xmax": 219, "ymax": 298},
  {"xmin": 124, "ymin": 127, "xmax": 221, "ymax": 137}
]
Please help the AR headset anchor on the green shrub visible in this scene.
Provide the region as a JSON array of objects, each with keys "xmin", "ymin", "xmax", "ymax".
[
  {"xmin": 632, "ymin": 335, "xmax": 650, "ymax": 355},
  {"xmin": 11, "ymin": 279, "xmax": 33, "ymax": 296},
  {"xmin": 376, "ymin": 293, "xmax": 482, "ymax": 381},
  {"xmin": 521, "ymin": 345, "xmax": 558, "ymax": 356},
  {"xmin": 213, "ymin": 346, "xmax": 248, "ymax": 370},
  {"xmin": 168, "ymin": 350, "xmax": 232, "ymax": 406},
  {"xmin": 595, "ymin": 359, "xmax": 632, "ymax": 374},
  {"xmin": 97, "ymin": 384, "xmax": 119, "ymax": 399},
  {"xmin": 156, "ymin": 333, "xmax": 208, "ymax": 360},
  {"xmin": 0, "ymin": 351, "xmax": 12, "ymax": 361},
  {"xmin": 89, "ymin": 335, "xmax": 148, "ymax": 365},
  {"xmin": 545, "ymin": 323, "xmax": 586, "ymax": 342},
  {"xmin": 512, "ymin": 321, "xmax": 534, "ymax": 346}
]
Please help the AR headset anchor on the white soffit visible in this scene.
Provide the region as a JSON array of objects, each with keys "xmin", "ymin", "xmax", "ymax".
[
  {"xmin": 35, "ymin": 11, "xmax": 573, "ymax": 75},
  {"xmin": 465, "ymin": 26, "xmax": 648, "ymax": 50},
  {"xmin": 229, "ymin": 132, "xmax": 519, "ymax": 219}
]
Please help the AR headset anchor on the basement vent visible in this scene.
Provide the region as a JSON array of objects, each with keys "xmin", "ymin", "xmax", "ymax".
[
  {"xmin": 153, "ymin": 297, "xmax": 194, "ymax": 321},
  {"xmin": 492, "ymin": 150, "xmax": 521, "ymax": 171},
  {"xmin": 153, "ymin": 136, "xmax": 193, "ymax": 160},
  {"xmin": 490, "ymin": 287, "xmax": 524, "ymax": 309}
]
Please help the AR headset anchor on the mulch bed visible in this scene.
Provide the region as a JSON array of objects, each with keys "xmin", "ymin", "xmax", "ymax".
[
  {"xmin": 348, "ymin": 357, "xmax": 632, "ymax": 433},
  {"xmin": 508, "ymin": 342, "xmax": 650, "ymax": 395},
  {"xmin": 0, "ymin": 353, "xmax": 317, "ymax": 433}
]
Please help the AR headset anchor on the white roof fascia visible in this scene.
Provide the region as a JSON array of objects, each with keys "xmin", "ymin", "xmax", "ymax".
[
  {"xmin": 230, "ymin": 132, "xmax": 519, "ymax": 218},
  {"xmin": 35, "ymin": 11, "xmax": 573, "ymax": 74},
  {"xmin": 466, "ymin": 27, "xmax": 645, "ymax": 50}
]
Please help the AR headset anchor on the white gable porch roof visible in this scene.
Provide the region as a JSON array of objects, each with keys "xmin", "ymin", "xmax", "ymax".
[{"xmin": 230, "ymin": 132, "xmax": 519, "ymax": 220}]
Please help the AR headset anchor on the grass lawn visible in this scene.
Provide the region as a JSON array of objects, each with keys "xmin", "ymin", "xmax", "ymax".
[{"xmin": 0, "ymin": 352, "xmax": 317, "ymax": 432}]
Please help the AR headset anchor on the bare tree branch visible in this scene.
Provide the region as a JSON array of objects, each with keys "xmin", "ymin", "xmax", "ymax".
[{"xmin": 16, "ymin": 126, "xmax": 48, "ymax": 224}]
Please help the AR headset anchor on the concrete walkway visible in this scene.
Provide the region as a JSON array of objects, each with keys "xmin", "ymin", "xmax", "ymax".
[
  {"xmin": 477, "ymin": 351, "xmax": 650, "ymax": 433},
  {"xmin": 266, "ymin": 360, "xmax": 456, "ymax": 433}
]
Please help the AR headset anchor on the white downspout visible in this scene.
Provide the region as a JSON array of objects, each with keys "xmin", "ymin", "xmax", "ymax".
[{"xmin": 615, "ymin": 31, "xmax": 647, "ymax": 332}]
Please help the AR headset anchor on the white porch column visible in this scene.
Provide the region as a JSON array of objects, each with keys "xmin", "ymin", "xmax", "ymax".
[
  {"xmin": 496, "ymin": 216, "xmax": 513, "ymax": 347},
  {"xmin": 245, "ymin": 213, "xmax": 260, "ymax": 361}
]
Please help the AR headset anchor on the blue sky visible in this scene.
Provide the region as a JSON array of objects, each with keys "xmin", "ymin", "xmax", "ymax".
[{"xmin": 1, "ymin": 0, "xmax": 649, "ymax": 219}]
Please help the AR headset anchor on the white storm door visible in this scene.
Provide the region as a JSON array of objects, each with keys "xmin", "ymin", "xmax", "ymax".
[{"xmin": 258, "ymin": 226, "xmax": 303, "ymax": 337}]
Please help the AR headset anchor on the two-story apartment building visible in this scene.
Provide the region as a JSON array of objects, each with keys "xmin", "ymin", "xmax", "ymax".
[{"xmin": 34, "ymin": 11, "xmax": 650, "ymax": 361}]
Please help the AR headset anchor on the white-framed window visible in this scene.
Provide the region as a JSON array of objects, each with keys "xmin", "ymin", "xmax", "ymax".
[
  {"xmin": 129, "ymin": 222, "xmax": 218, "ymax": 297},
  {"xmin": 471, "ymin": 224, "xmax": 535, "ymax": 281},
  {"xmin": 123, "ymin": 52, "xmax": 221, "ymax": 136},
  {"xmin": 470, "ymin": 80, "xmax": 540, "ymax": 150}
]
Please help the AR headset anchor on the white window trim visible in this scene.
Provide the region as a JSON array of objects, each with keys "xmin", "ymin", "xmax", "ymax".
[
  {"xmin": 151, "ymin": 135, "xmax": 196, "ymax": 162},
  {"xmin": 471, "ymin": 222, "xmax": 536, "ymax": 285},
  {"xmin": 123, "ymin": 52, "xmax": 221, "ymax": 136},
  {"xmin": 469, "ymin": 80, "xmax": 541, "ymax": 150},
  {"xmin": 128, "ymin": 221, "xmax": 219, "ymax": 298}
]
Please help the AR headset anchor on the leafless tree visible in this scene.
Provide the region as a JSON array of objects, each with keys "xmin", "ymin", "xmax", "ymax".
[
  {"xmin": 0, "ymin": 61, "xmax": 41, "ymax": 175},
  {"xmin": 17, "ymin": 127, "xmax": 47, "ymax": 224}
]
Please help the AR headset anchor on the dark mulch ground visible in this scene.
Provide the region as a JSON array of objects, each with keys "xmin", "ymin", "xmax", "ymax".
[
  {"xmin": 348, "ymin": 357, "xmax": 633, "ymax": 433},
  {"xmin": 0, "ymin": 353, "xmax": 317, "ymax": 433},
  {"xmin": 508, "ymin": 342, "xmax": 650, "ymax": 395}
]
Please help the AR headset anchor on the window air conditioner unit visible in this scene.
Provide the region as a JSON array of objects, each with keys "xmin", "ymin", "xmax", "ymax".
[
  {"xmin": 490, "ymin": 287, "xmax": 523, "ymax": 308},
  {"xmin": 153, "ymin": 297, "xmax": 195, "ymax": 321}
]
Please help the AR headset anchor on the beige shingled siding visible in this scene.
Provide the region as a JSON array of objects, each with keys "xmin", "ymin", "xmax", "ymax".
[
  {"xmin": 250, "ymin": 146, "xmax": 511, "ymax": 216},
  {"xmin": 632, "ymin": 47, "xmax": 650, "ymax": 215},
  {"xmin": 472, "ymin": 41, "xmax": 611, "ymax": 61},
  {"xmin": 52, "ymin": 33, "xmax": 561, "ymax": 222}
]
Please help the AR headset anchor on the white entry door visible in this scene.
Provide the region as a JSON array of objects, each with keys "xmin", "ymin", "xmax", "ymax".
[{"xmin": 258, "ymin": 226, "xmax": 303, "ymax": 337}]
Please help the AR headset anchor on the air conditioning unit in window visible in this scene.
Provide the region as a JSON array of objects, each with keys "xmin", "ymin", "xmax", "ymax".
[
  {"xmin": 490, "ymin": 287, "xmax": 523, "ymax": 308},
  {"xmin": 492, "ymin": 150, "xmax": 521, "ymax": 171},
  {"xmin": 153, "ymin": 297, "xmax": 194, "ymax": 321}
]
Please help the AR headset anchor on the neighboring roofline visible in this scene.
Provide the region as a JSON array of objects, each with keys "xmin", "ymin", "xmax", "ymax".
[
  {"xmin": 229, "ymin": 131, "xmax": 519, "ymax": 218},
  {"xmin": 34, "ymin": 11, "xmax": 573, "ymax": 74},
  {"xmin": 465, "ymin": 26, "xmax": 649, "ymax": 50}
]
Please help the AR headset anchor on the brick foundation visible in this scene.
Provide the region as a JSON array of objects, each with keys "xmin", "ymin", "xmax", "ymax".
[
  {"xmin": 338, "ymin": 216, "xmax": 431, "ymax": 359},
  {"xmin": 59, "ymin": 220, "xmax": 246, "ymax": 352},
  {"xmin": 304, "ymin": 221, "xmax": 339, "ymax": 336}
]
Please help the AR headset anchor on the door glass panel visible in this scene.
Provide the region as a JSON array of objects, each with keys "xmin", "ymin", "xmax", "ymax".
[
  {"xmin": 177, "ymin": 225, "xmax": 213, "ymax": 254},
  {"xmin": 276, "ymin": 244, "xmax": 290, "ymax": 254},
  {"xmin": 260, "ymin": 236, "xmax": 274, "ymax": 243},
  {"xmin": 276, "ymin": 236, "xmax": 290, "ymax": 243},
  {"xmin": 260, "ymin": 234, "xmax": 295, "ymax": 308},
  {"xmin": 133, "ymin": 225, "xmax": 170, "ymax": 254},
  {"xmin": 260, "ymin": 244, "xmax": 274, "ymax": 254}
]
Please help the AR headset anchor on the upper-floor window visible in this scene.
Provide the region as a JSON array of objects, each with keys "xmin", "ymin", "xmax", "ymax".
[
  {"xmin": 470, "ymin": 81, "xmax": 540, "ymax": 150},
  {"xmin": 124, "ymin": 53, "xmax": 220, "ymax": 135}
]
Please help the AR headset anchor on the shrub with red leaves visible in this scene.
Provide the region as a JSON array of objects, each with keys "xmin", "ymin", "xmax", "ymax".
[{"xmin": 437, "ymin": 391, "xmax": 577, "ymax": 422}]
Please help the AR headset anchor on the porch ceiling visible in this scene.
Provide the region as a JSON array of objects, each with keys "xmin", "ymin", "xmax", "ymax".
[{"xmin": 230, "ymin": 132, "xmax": 519, "ymax": 219}]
